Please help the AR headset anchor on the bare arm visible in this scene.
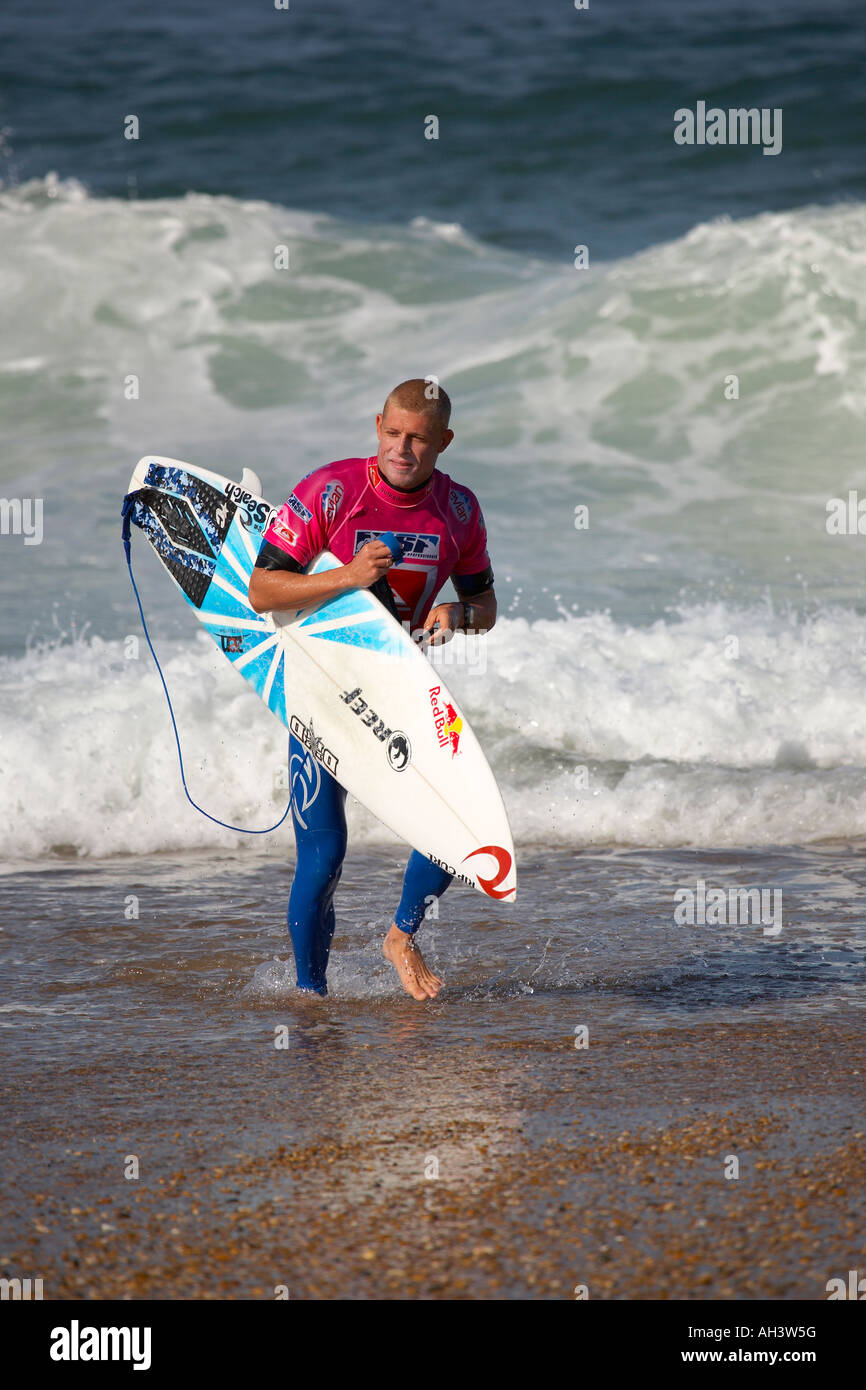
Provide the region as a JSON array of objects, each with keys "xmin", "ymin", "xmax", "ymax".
[{"xmin": 247, "ymin": 539, "xmax": 394, "ymax": 614}]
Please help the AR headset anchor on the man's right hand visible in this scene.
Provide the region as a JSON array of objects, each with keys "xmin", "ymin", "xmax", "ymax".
[
  {"xmin": 249, "ymin": 539, "xmax": 394, "ymax": 614},
  {"xmin": 342, "ymin": 539, "xmax": 394, "ymax": 587}
]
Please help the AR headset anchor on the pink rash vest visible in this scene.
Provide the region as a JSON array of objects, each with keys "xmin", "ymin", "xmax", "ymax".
[{"xmin": 256, "ymin": 456, "xmax": 494, "ymax": 628}]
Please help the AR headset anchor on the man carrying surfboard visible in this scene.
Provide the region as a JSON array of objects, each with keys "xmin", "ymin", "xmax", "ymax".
[{"xmin": 248, "ymin": 379, "xmax": 497, "ymax": 1001}]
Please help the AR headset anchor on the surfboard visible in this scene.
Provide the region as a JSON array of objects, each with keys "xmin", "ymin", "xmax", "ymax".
[{"xmin": 124, "ymin": 456, "xmax": 516, "ymax": 903}]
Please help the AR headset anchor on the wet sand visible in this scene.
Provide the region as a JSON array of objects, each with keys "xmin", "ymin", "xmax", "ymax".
[{"xmin": 3, "ymin": 1013, "xmax": 864, "ymax": 1299}]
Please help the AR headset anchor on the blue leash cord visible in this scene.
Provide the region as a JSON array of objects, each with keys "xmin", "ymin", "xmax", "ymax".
[{"xmin": 121, "ymin": 493, "xmax": 292, "ymax": 835}]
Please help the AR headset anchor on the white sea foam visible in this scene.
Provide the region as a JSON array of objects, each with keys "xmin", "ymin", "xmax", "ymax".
[{"xmin": 3, "ymin": 599, "xmax": 866, "ymax": 862}]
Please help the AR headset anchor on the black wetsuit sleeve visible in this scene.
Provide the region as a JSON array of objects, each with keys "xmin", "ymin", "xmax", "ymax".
[
  {"xmin": 453, "ymin": 564, "xmax": 495, "ymax": 598},
  {"xmin": 254, "ymin": 540, "xmax": 305, "ymax": 573},
  {"xmin": 370, "ymin": 575, "xmax": 402, "ymax": 622}
]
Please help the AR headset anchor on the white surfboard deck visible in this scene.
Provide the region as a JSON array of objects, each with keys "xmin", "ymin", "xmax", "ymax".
[{"xmin": 126, "ymin": 455, "xmax": 516, "ymax": 902}]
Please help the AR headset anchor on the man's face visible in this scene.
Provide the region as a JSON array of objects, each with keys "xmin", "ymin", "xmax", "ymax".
[{"xmin": 375, "ymin": 407, "xmax": 453, "ymax": 490}]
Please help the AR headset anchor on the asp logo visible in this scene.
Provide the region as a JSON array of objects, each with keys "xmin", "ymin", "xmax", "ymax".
[{"xmin": 354, "ymin": 530, "xmax": 440, "ymax": 561}]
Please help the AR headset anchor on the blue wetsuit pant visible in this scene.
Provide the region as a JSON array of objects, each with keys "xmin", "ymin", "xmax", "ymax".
[{"xmin": 287, "ymin": 732, "xmax": 453, "ymax": 994}]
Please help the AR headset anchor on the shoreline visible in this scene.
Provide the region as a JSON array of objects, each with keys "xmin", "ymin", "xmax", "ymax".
[{"xmin": 3, "ymin": 1015, "xmax": 863, "ymax": 1300}]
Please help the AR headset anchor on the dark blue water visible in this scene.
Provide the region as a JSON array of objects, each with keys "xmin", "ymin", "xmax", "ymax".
[{"xmin": 0, "ymin": 0, "xmax": 863, "ymax": 259}]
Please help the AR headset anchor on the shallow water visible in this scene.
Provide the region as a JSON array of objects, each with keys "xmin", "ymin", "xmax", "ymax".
[{"xmin": 3, "ymin": 843, "xmax": 865, "ymax": 1069}]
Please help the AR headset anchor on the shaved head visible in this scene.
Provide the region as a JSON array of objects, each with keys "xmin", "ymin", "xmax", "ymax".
[
  {"xmin": 375, "ymin": 379, "xmax": 454, "ymax": 490},
  {"xmin": 382, "ymin": 378, "xmax": 451, "ymax": 431}
]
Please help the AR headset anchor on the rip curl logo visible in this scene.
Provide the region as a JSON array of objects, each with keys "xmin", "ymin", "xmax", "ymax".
[{"xmin": 463, "ymin": 844, "xmax": 514, "ymax": 900}]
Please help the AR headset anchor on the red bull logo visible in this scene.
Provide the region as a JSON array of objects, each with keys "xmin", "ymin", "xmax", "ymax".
[
  {"xmin": 429, "ymin": 684, "xmax": 462, "ymax": 757},
  {"xmin": 444, "ymin": 703, "xmax": 462, "ymax": 756}
]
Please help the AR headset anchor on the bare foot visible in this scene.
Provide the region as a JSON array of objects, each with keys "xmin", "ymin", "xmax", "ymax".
[{"xmin": 383, "ymin": 924, "xmax": 442, "ymax": 1000}]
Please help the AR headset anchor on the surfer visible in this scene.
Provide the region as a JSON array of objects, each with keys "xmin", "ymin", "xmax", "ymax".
[{"xmin": 247, "ymin": 379, "xmax": 497, "ymax": 1000}]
